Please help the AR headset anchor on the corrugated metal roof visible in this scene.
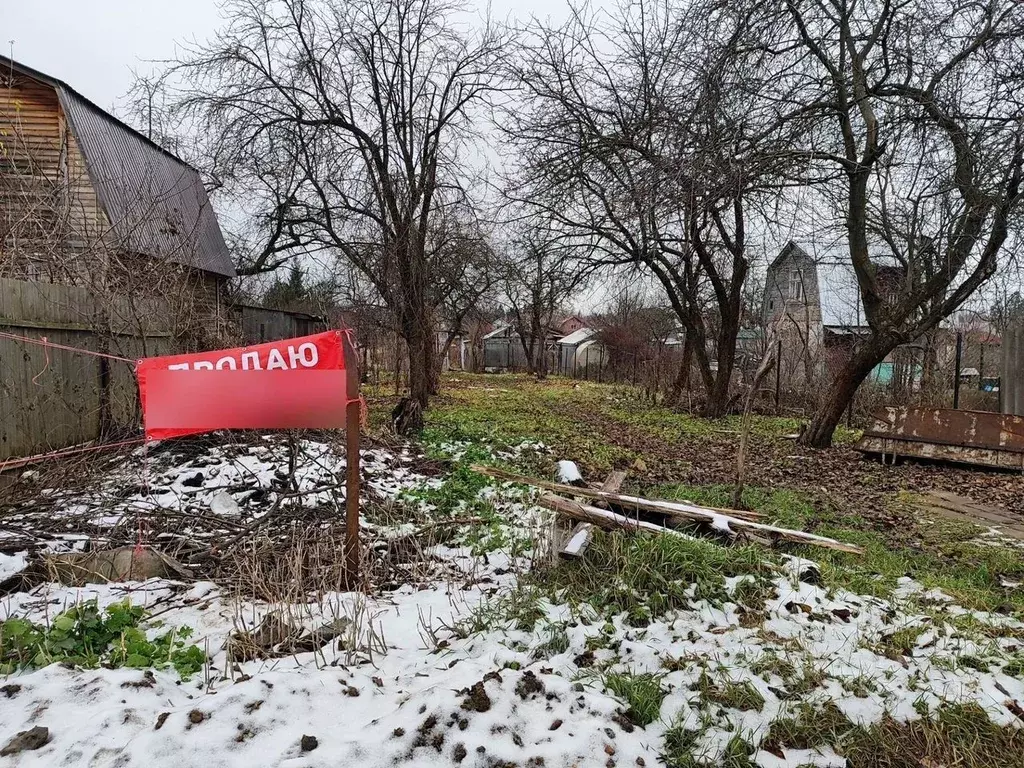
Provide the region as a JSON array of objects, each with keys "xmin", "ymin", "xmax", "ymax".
[
  {"xmin": 482, "ymin": 323, "xmax": 511, "ymax": 340},
  {"xmin": 557, "ymin": 327, "xmax": 596, "ymax": 345},
  {"xmin": 5, "ymin": 56, "xmax": 234, "ymax": 278},
  {"xmin": 59, "ymin": 89, "xmax": 235, "ymax": 277},
  {"xmin": 816, "ymin": 261, "xmax": 865, "ymax": 327}
]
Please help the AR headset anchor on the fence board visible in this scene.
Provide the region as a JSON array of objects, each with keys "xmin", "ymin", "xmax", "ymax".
[{"xmin": 0, "ymin": 278, "xmax": 174, "ymax": 460}]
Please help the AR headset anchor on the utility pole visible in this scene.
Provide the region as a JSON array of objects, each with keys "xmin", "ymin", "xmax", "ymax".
[{"xmin": 953, "ymin": 331, "xmax": 963, "ymax": 409}]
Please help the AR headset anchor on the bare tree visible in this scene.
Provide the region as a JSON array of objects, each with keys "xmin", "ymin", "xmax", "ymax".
[
  {"xmin": 162, "ymin": 0, "xmax": 509, "ymax": 431},
  {"xmin": 499, "ymin": 226, "xmax": 588, "ymax": 378},
  {"xmin": 776, "ymin": 0, "xmax": 1024, "ymax": 446},
  {"xmin": 430, "ymin": 217, "xmax": 497, "ymax": 384},
  {"xmin": 504, "ymin": 0, "xmax": 802, "ymax": 416}
]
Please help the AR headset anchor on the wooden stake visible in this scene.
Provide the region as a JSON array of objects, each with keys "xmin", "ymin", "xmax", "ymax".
[{"xmin": 342, "ymin": 330, "xmax": 361, "ymax": 582}]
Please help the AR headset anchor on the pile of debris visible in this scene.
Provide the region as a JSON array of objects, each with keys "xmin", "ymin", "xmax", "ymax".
[
  {"xmin": 0, "ymin": 435, "xmax": 452, "ymax": 593},
  {"xmin": 473, "ymin": 463, "xmax": 864, "ymax": 558}
]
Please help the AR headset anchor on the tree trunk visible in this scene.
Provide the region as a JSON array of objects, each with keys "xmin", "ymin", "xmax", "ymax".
[
  {"xmin": 408, "ymin": 324, "xmax": 434, "ymax": 407},
  {"xmin": 535, "ymin": 338, "xmax": 549, "ymax": 379},
  {"xmin": 732, "ymin": 341, "xmax": 777, "ymax": 508},
  {"xmin": 702, "ymin": 314, "xmax": 741, "ymax": 419},
  {"xmin": 799, "ymin": 343, "xmax": 887, "ymax": 448},
  {"xmin": 394, "ymin": 312, "xmax": 435, "ymax": 435},
  {"xmin": 667, "ymin": 331, "xmax": 695, "ymax": 405}
]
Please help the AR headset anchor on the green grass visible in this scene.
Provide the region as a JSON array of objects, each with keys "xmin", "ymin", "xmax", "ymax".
[
  {"xmin": 457, "ymin": 587, "xmax": 546, "ymax": 636},
  {"xmin": 874, "ymin": 624, "xmax": 927, "ymax": 659},
  {"xmin": 530, "ymin": 530, "xmax": 777, "ymax": 619},
  {"xmin": 762, "ymin": 701, "xmax": 1024, "ymax": 767},
  {"xmin": 749, "ymin": 652, "xmax": 797, "ymax": 681},
  {"xmin": 395, "ymin": 449, "xmax": 533, "ymax": 556},
  {"xmin": 654, "ymin": 483, "xmax": 1024, "ymax": 616},
  {"xmin": 665, "ymin": 702, "xmax": 1024, "ymax": 768},
  {"xmin": 662, "ymin": 728, "xmax": 756, "ymax": 768},
  {"xmin": 840, "ymin": 705, "xmax": 1024, "ymax": 768},
  {"xmin": 532, "ymin": 622, "xmax": 570, "ymax": 659},
  {"xmin": 763, "ymin": 702, "xmax": 854, "ymax": 751},
  {"xmin": 662, "ymin": 725, "xmax": 704, "ymax": 768},
  {"xmin": 602, "ymin": 671, "xmax": 667, "ymax": 726},
  {"xmin": 421, "ymin": 376, "xmax": 636, "ymax": 473},
  {"xmin": 414, "ymin": 374, "xmax": 858, "ymax": 477},
  {"xmin": 693, "ymin": 671, "xmax": 765, "ymax": 712}
]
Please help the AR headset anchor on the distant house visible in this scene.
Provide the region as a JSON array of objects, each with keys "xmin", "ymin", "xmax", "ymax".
[
  {"xmin": 0, "ymin": 56, "xmax": 235, "ymax": 313},
  {"xmin": 557, "ymin": 315, "xmax": 587, "ymax": 337},
  {"xmin": 763, "ymin": 242, "xmax": 936, "ymax": 389},
  {"xmin": 233, "ymin": 304, "xmax": 326, "ymax": 344}
]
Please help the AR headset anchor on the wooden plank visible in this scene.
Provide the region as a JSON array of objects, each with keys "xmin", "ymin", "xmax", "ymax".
[
  {"xmin": 474, "ymin": 465, "xmax": 766, "ymax": 521},
  {"xmin": 0, "ymin": 316, "xmax": 171, "ymax": 336},
  {"xmin": 540, "ymin": 494, "xmax": 696, "ymax": 541},
  {"xmin": 478, "ymin": 466, "xmax": 864, "ymax": 555},
  {"xmin": 915, "ymin": 504, "xmax": 1024, "ymax": 542},
  {"xmin": 915, "ymin": 491, "xmax": 1024, "ymax": 537},
  {"xmin": 560, "ymin": 469, "xmax": 628, "ymax": 559}
]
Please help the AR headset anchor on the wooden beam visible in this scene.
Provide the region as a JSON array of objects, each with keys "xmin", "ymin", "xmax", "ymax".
[
  {"xmin": 473, "ymin": 465, "xmax": 765, "ymax": 521},
  {"xmin": 540, "ymin": 494, "xmax": 695, "ymax": 540},
  {"xmin": 538, "ymin": 492, "xmax": 863, "ymax": 555},
  {"xmin": 560, "ymin": 469, "xmax": 627, "ymax": 559},
  {"xmin": 475, "ymin": 466, "xmax": 864, "ymax": 555}
]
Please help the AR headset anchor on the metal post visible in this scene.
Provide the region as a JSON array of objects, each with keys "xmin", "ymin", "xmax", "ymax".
[
  {"xmin": 341, "ymin": 330, "xmax": 361, "ymax": 583},
  {"xmin": 598, "ymin": 348, "xmax": 604, "ymax": 383},
  {"xmin": 979, "ymin": 343, "xmax": 985, "ymax": 390},
  {"xmin": 774, "ymin": 339, "xmax": 782, "ymax": 415},
  {"xmin": 1015, "ymin": 326, "xmax": 1024, "ymax": 417},
  {"xmin": 953, "ymin": 331, "xmax": 963, "ymax": 409}
]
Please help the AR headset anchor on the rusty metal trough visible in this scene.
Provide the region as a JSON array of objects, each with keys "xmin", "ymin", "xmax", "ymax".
[{"xmin": 856, "ymin": 406, "xmax": 1024, "ymax": 471}]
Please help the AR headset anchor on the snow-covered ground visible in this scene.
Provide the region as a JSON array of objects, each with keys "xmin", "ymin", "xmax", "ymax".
[
  {"xmin": 0, "ymin": 436, "xmax": 438, "ymax": 565},
  {"xmin": 2, "ymin": 437, "xmax": 1023, "ymax": 766}
]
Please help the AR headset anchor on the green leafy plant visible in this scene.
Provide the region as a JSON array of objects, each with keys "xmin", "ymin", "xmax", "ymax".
[{"xmin": 0, "ymin": 600, "xmax": 205, "ymax": 679}]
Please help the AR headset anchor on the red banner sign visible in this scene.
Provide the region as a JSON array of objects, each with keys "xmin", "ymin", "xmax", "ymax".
[{"xmin": 137, "ymin": 330, "xmax": 349, "ymax": 440}]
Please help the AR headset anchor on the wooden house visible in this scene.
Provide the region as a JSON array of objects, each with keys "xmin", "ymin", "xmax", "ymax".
[
  {"xmin": 763, "ymin": 241, "xmax": 940, "ymax": 392},
  {"xmin": 0, "ymin": 56, "xmax": 235, "ymax": 311},
  {"xmin": 0, "ymin": 57, "xmax": 237, "ymax": 459}
]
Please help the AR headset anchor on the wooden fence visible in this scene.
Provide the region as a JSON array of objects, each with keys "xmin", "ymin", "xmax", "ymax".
[{"xmin": 0, "ymin": 277, "xmax": 175, "ymax": 461}]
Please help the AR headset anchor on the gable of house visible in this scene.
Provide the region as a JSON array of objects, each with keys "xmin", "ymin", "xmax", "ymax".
[
  {"xmin": 1, "ymin": 56, "xmax": 234, "ymax": 280},
  {"xmin": 557, "ymin": 315, "xmax": 586, "ymax": 335},
  {"xmin": 763, "ymin": 242, "xmax": 821, "ymax": 325}
]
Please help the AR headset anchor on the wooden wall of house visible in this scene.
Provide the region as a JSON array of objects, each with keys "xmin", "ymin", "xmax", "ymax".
[{"xmin": 1, "ymin": 71, "xmax": 108, "ymax": 280}]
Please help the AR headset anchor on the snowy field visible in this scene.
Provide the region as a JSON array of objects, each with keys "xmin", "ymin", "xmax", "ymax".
[{"xmin": 1, "ymin": 436, "xmax": 1023, "ymax": 766}]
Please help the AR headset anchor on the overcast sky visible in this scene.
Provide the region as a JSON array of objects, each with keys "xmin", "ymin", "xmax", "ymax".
[
  {"xmin": 2, "ymin": 0, "xmax": 576, "ymax": 112},
  {"xmin": 4, "ymin": 0, "xmax": 1012, "ymax": 313}
]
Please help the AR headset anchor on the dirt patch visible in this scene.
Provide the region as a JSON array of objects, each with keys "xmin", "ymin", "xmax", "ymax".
[
  {"xmin": 515, "ymin": 671, "xmax": 545, "ymax": 700},
  {"xmin": 461, "ymin": 681, "xmax": 492, "ymax": 713}
]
